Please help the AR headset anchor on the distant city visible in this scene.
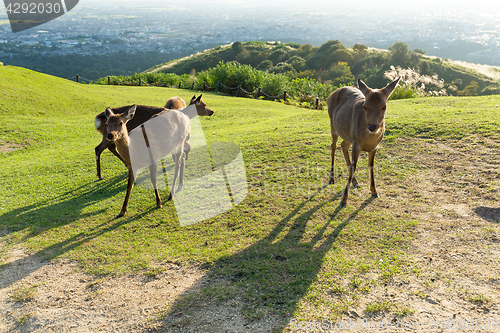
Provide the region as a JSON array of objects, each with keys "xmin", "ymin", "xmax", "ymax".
[{"xmin": 1, "ymin": 0, "xmax": 499, "ymax": 71}]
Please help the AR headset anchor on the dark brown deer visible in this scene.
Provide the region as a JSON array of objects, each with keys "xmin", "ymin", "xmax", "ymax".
[
  {"xmin": 104, "ymin": 105, "xmax": 190, "ymax": 217},
  {"xmin": 328, "ymin": 78, "xmax": 399, "ymax": 207},
  {"xmin": 94, "ymin": 95, "xmax": 214, "ymax": 180}
]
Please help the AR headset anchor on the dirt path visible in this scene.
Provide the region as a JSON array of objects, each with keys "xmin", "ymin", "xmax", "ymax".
[{"xmin": 1, "ymin": 137, "xmax": 499, "ymax": 332}]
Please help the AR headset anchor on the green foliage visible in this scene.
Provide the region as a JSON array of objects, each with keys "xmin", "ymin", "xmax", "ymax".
[
  {"xmin": 306, "ymin": 40, "xmax": 350, "ymax": 70},
  {"xmin": 296, "ymin": 43, "xmax": 316, "ymax": 60},
  {"xmin": 390, "ymin": 85, "xmax": 419, "ymax": 100},
  {"xmin": 458, "ymin": 80, "xmax": 479, "ymax": 96},
  {"xmin": 266, "ymin": 48, "xmax": 290, "ymax": 64},
  {"xmin": 94, "ymin": 39, "xmax": 499, "ymax": 102},
  {"xmin": 286, "ymin": 56, "xmax": 307, "ymax": 72},
  {"xmin": 256, "ymin": 60, "xmax": 273, "ymax": 71},
  {"xmin": 268, "ymin": 62, "xmax": 296, "ymax": 75},
  {"xmin": 197, "ymin": 61, "xmax": 263, "ymax": 92}
]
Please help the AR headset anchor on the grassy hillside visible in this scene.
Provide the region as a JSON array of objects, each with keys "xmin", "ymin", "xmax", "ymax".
[
  {"xmin": 145, "ymin": 40, "xmax": 500, "ymax": 96},
  {"xmin": 1, "ymin": 65, "xmax": 499, "ymax": 330}
]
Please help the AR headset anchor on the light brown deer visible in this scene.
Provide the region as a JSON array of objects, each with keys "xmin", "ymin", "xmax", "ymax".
[
  {"xmin": 105, "ymin": 105, "xmax": 190, "ymax": 217},
  {"xmin": 94, "ymin": 95, "xmax": 214, "ymax": 180},
  {"xmin": 165, "ymin": 96, "xmax": 186, "ymax": 110},
  {"xmin": 328, "ymin": 78, "xmax": 399, "ymax": 207}
]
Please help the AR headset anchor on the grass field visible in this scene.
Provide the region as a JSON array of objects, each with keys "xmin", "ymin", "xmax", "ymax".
[{"xmin": 1, "ymin": 65, "xmax": 499, "ymax": 331}]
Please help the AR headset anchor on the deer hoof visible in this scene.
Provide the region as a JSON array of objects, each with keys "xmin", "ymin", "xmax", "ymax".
[
  {"xmin": 339, "ymin": 202, "xmax": 346, "ymax": 208},
  {"xmin": 116, "ymin": 213, "xmax": 125, "ymax": 218},
  {"xmin": 372, "ymin": 193, "xmax": 379, "ymax": 198},
  {"xmin": 353, "ymin": 183, "xmax": 360, "ymax": 189},
  {"xmin": 328, "ymin": 179, "xmax": 335, "ymax": 184}
]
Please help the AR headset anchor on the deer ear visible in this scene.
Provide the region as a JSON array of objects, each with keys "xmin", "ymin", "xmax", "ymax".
[
  {"xmin": 195, "ymin": 94, "xmax": 202, "ymax": 105},
  {"xmin": 190, "ymin": 95, "xmax": 197, "ymax": 104},
  {"xmin": 105, "ymin": 108, "xmax": 114, "ymax": 119},
  {"xmin": 357, "ymin": 78, "xmax": 371, "ymax": 96},
  {"xmin": 123, "ymin": 105, "xmax": 136, "ymax": 121},
  {"xmin": 382, "ymin": 78, "xmax": 400, "ymax": 98}
]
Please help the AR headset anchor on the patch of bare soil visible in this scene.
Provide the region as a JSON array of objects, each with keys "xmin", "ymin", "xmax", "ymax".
[
  {"xmin": 348, "ymin": 136, "xmax": 500, "ymax": 332},
  {"xmin": 0, "ymin": 249, "xmax": 205, "ymax": 332},
  {"xmin": 0, "ymin": 142, "xmax": 24, "ymax": 154},
  {"xmin": 1, "ymin": 136, "xmax": 499, "ymax": 332}
]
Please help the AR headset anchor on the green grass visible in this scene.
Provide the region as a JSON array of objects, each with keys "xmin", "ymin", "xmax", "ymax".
[
  {"xmin": 1, "ymin": 65, "xmax": 500, "ymax": 328},
  {"xmin": 9, "ymin": 285, "xmax": 38, "ymax": 302}
]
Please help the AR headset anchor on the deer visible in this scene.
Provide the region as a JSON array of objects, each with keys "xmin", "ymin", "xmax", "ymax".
[
  {"xmin": 164, "ymin": 96, "xmax": 186, "ymax": 110},
  {"xmin": 104, "ymin": 105, "xmax": 190, "ymax": 217},
  {"xmin": 94, "ymin": 95, "xmax": 214, "ymax": 180},
  {"xmin": 328, "ymin": 77, "xmax": 400, "ymax": 207}
]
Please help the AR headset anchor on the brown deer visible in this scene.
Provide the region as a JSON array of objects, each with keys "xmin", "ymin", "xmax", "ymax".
[
  {"xmin": 328, "ymin": 78, "xmax": 399, "ymax": 207},
  {"xmin": 94, "ymin": 95, "xmax": 214, "ymax": 180},
  {"xmin": 104, "ymin": 105, "xmax": 190, "ymax": 217},
  {"xmin": 164, "ymin": 96, "xmax": 186, "ymax": 110}
]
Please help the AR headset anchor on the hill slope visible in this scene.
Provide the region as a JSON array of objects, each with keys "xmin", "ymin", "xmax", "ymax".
[
  {"xmin": 1, "ymin": 65, "xmax": 499, "ymax": 331},
  {"xmin": 145, "ymin": 40, "xmax": 500, "ymax": 96}
]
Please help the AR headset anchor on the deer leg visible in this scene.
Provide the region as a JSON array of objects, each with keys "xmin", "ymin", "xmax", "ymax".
[
  {"xmin": 118, "ymin": 168, "xmax": 135, "ymax": 218},
  {"xmin": 340, "ymin": 144, "xmax": 361, "ymax": 208},
  {"xmin": 340, "ymin": 140, "xmax": 359, "ymax": 188},
  {"xmin": 149, "ymin": 163, "xmax": 162, "ymax": 208},
  {"xmin": 95, "ymin": 139, "xmax": 111, "ymax": 180},
  {"xmin": 329, "ymin": 134, "xmax": 338, "ymax": 184},
  {"xmin": 167, "ymin": 153, "xmax": 180, "ymax": 201},
  {"xmin": 177, "ymin": 152, "xmax": 186, "ymax": 193},
  {"xmin": 368, "ymin": 149, "xmax": 378, "ymax": 198}
]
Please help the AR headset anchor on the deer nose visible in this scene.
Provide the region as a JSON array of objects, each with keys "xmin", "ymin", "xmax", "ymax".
[
  {"xmin": 107, "ymin": 134, "xmax": 114, "ymax": 141},
  {"xmin": 367, "ymin": 125, "xmax": 378, "ymax": 133}
]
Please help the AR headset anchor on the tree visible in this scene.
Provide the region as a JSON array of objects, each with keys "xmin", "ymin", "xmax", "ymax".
[
  {"xmin": 326, "ymin": 62, "xmax": 354, "ymax": 86},
  {"xmin": 297, "ymin": 43, "xmax": 316, "ymax": 60},
  {"xmin": 306, "ymin": 40, "xmax": 351, "ymax": 70},
  {"xmin": 267, "ymin": 49, "xmax": 290, "ymax": 64},
  {"xmin": 269, "ymin": 62, "xmax": 296, "ymax": 75},
  {"xmin": 353, "ymin": 44, "xmax": 368, "ymax": 54},
  {"xmin": 286, "ymin": 55, "xmax": 306, "ymax": 71},
  {"xmin": 257, "ymin": 60, "xmax": 273, "ymax": 71},
  {"xmin": 232, "ymin": 41, "xmax": 244, "ymax": 54},
  {"xmin": 458, "ymin": 81, "xmax": 479, "ymax": 96},
  {"xmin": 388, "ymin": 41, "xmax": 410, "ymax": 66}
]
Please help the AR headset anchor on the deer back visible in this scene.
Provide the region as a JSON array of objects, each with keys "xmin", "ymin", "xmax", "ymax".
[
  {"xmin": 328, "ymin": 86, "xmax": 367, "ymax": 144},
  {"xmin": 95, "ymin": 104, "xmax": 165, "ymax": 135},
  {"xmin": 128, "ymin": 110, "xmax": 190, "ymax": 177}
]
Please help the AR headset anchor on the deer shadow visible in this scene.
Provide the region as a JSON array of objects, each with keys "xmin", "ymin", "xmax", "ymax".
[
  {"xmin": 474, "ymin": 206, "xmax": 500, "ymax": 223},
  {"xmin": 0, "ymin": 174, "xmax": 157, "ymax": 289},
  {"xmin": 150, "ymin": 188, "xmax": 375, "ymax": 332}
]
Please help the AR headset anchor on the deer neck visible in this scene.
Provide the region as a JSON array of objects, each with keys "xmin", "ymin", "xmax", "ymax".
[{"xmin": 114, "ymin": 133, "xmax": 132, "ymax": 166}]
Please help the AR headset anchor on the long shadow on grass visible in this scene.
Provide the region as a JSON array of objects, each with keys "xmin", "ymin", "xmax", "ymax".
[
  {"xmin": 0, "ymin": 205, "xmax": 157, "ymax": 290},
  {"xmin": 0, "ymin": 174, "xmax": 126, "ymax": 240},
  {"xmin": 0, "ymin": 174, "xmax": 148, "ymax": 289},
  {"xmin": 152, "ymin": 189, "xmax": 375, "ymax": 332}
]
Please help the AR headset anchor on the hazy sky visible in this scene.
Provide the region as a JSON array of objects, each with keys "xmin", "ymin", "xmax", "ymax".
[{"xmin": 81, "ymin": 0, "xmax": 500, "ymax": 13}]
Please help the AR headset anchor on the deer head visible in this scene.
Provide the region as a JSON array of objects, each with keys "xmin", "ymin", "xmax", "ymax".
[
  {"xmin": 190, "ymin": 94, "xmax": 214, "ymax": 116},
  {"xmin": 105, "ymin": 105, "xmax": 137, "ymax": 142},
  {"xmin": 358, "ymin": 78, "xmax": 399, "ymax": 133}
]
